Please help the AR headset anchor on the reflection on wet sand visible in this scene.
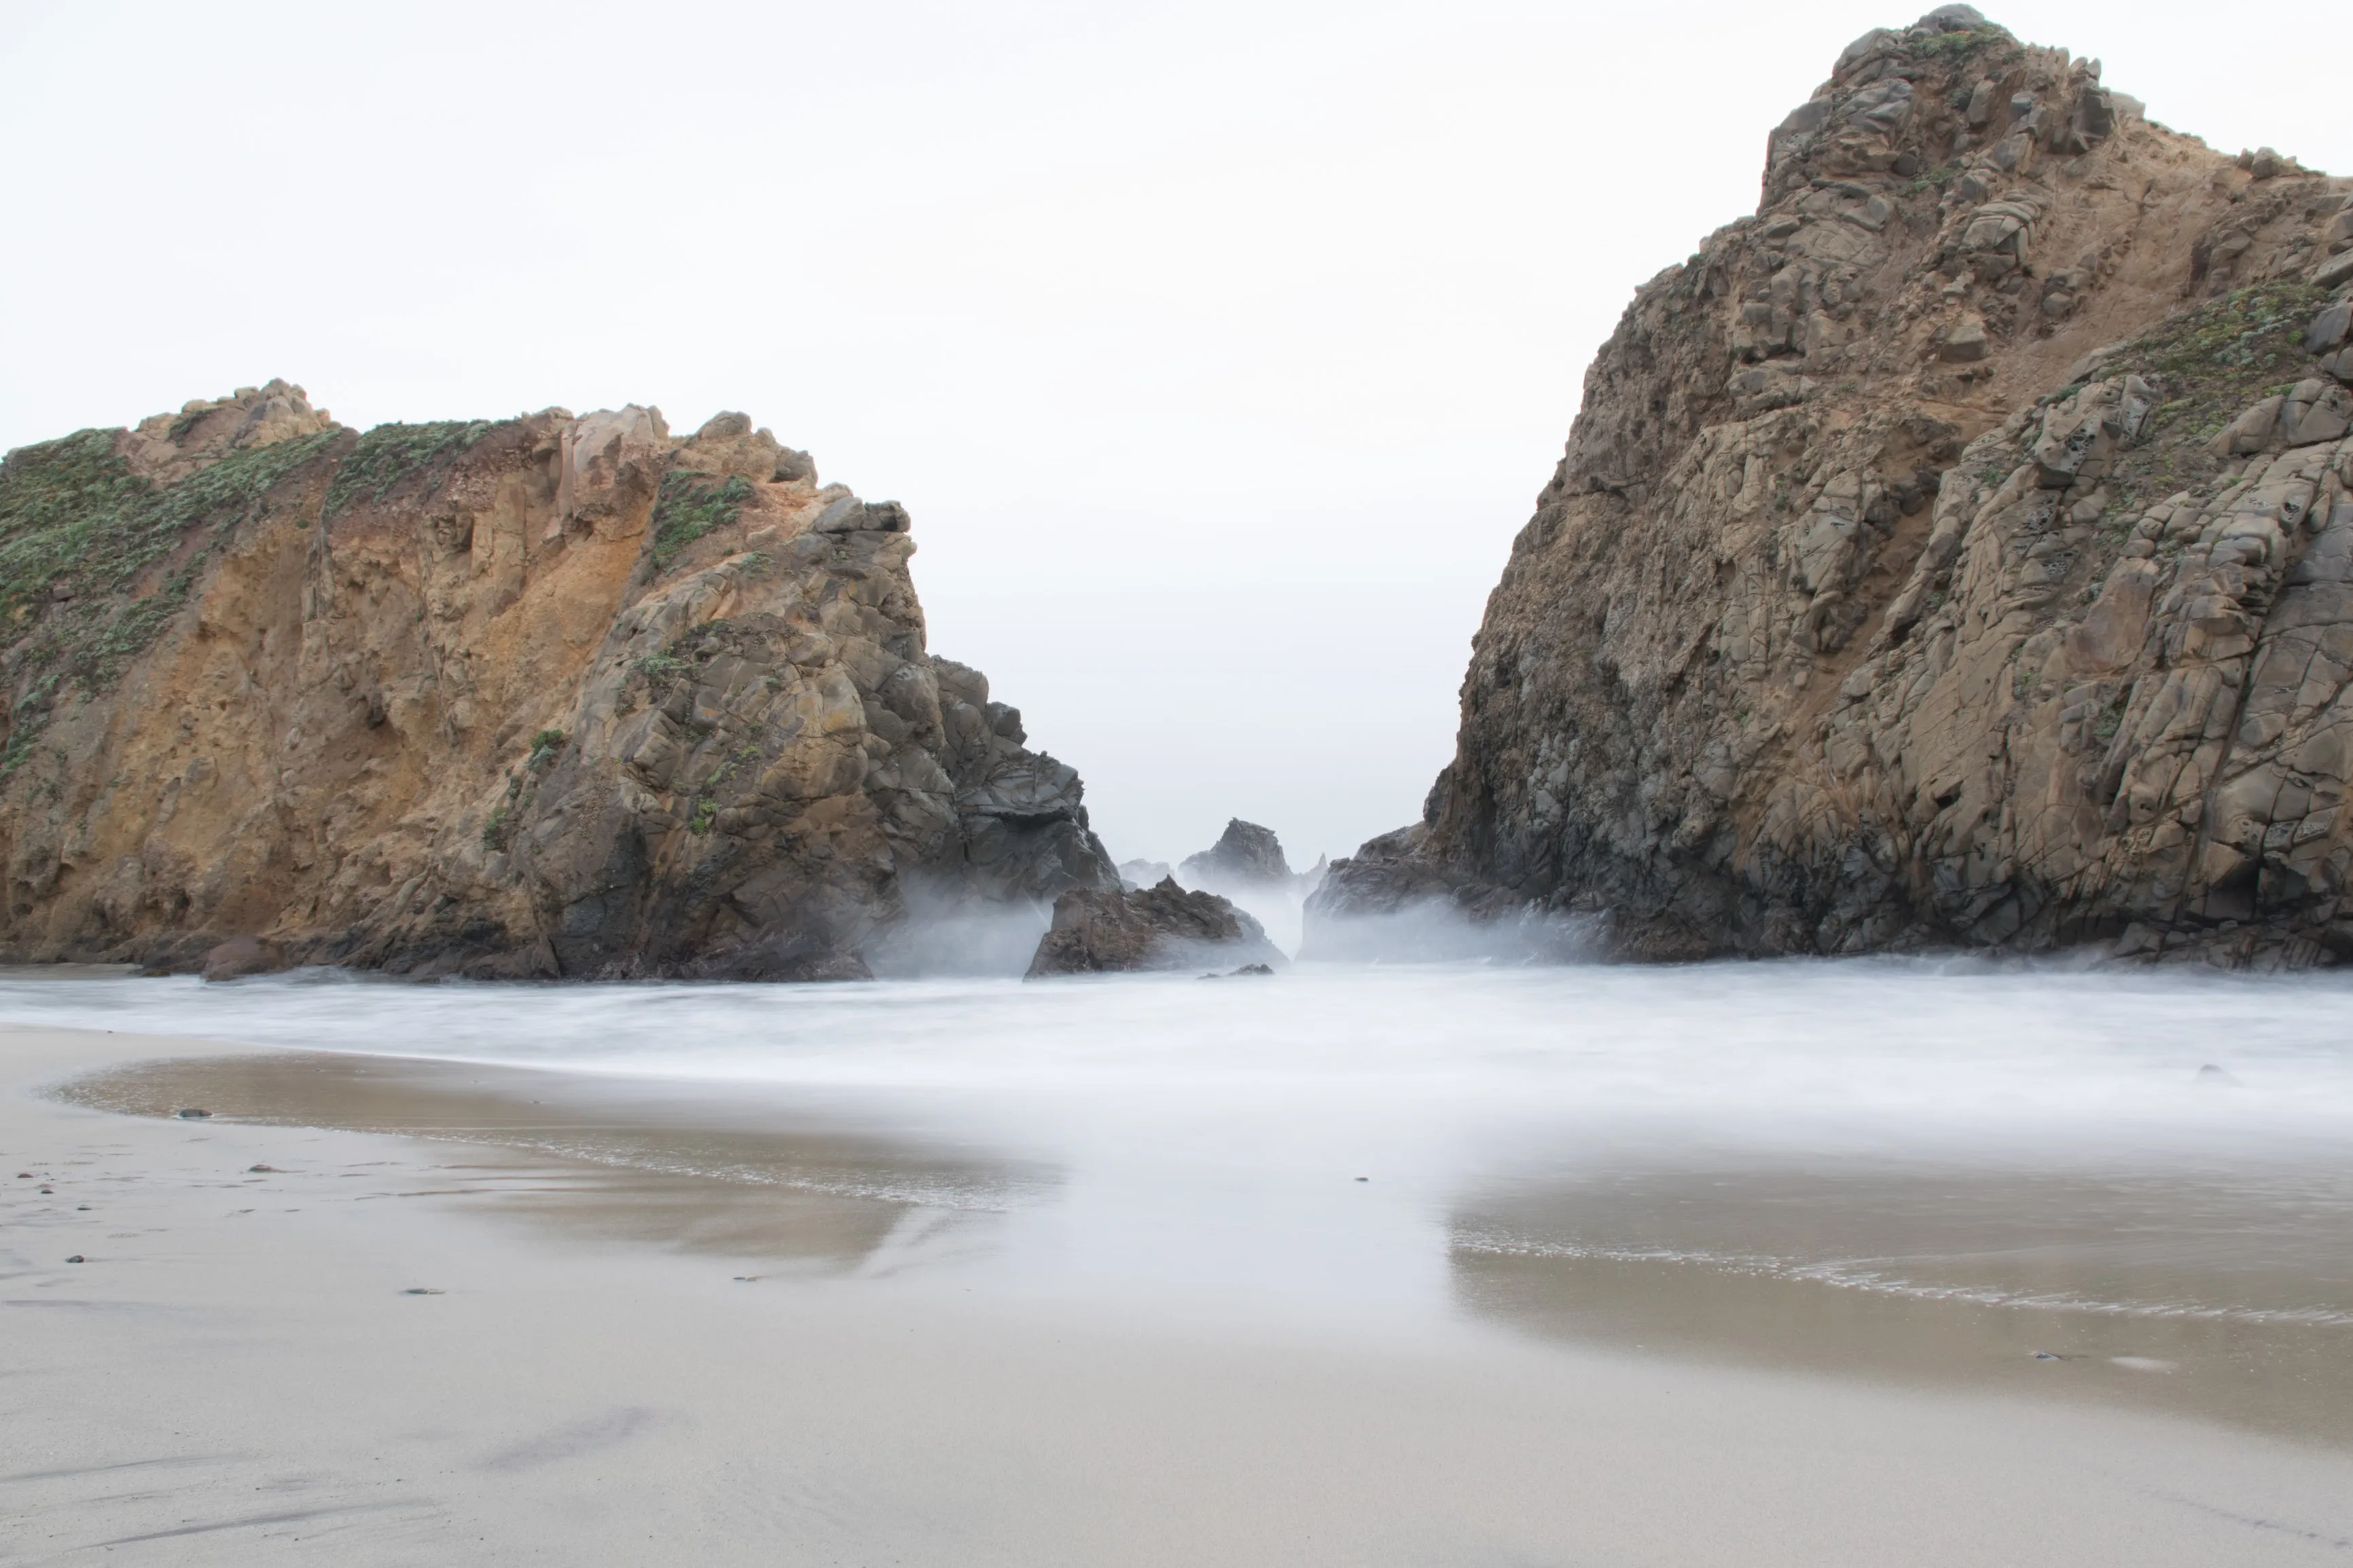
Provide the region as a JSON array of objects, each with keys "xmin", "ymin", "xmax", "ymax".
[
  {"xmin": 54, "ymin": 1042, "xmax": 2353, "ymax": 1449},
  {"xmin": 1452, "ymin": 1156, "xmax": 2353, "ymax": 1446},
  {"xmin": 59, "ymin": 1052, "xmax": 1055, "ymax": 1275}
]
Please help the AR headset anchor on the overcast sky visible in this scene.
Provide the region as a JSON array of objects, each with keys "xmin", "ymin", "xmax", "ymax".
[{"xmin": 4, "ymin": 1, "xmax": 2345, "ymax": 867}]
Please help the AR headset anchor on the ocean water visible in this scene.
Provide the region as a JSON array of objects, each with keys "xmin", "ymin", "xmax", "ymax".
[{"xmin": 18, "ymin": 958, "xmax": 2353, "ymax": 1436}]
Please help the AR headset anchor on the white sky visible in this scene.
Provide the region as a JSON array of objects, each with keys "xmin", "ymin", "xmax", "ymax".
[{"xmin": 4, "ymin": 1, "xmax": 2345, "ymax": 867}]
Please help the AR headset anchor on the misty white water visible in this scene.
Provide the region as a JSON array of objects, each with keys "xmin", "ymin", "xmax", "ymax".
[{"xmin": 18, "ymin": 958, "xmax": 2353, "ymax": 1436}]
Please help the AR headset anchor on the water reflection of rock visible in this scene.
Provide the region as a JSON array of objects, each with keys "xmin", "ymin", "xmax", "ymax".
[
  {"xmin": 61, "ymin": 1052, "xmax": 1056, "ymax": 1273},
  {"xmin": 1450, "ymin": 1161, "xmax": 2353, "ymax": 1447}
]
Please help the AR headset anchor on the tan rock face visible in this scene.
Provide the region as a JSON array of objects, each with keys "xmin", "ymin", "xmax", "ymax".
[
  {"xmin": 1314, "ymin": 7, "xmax": 2353, "ymax": 968},
  {"xmin": 0, "ymin": 402, "xmax": 1113, "ymax": 977},
  {"xmin": 117, "ymin": 380, "xmax": 337, "ymax": 484}
]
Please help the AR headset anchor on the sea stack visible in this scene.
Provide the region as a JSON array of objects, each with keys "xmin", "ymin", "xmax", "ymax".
[
  {"xmin": 1026, "ymin": 879, "xmax": 1287, "ymax": 977},
  {"xmin": 0, "ymin": 389, "xmax": 1115, "ymax": 978},
  {"xmin": 1314, "ymin": 7, "xmax": 2353, "ymax": 970},
  {"xmin": 1179, "ymin": 819, "xmax": 1293, "ymax": 887}
]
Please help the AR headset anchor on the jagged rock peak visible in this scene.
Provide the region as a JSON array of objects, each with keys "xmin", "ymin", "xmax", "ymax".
[
  {"xmin": 115, "ymin": 380, "xmax": 336, "ymax": 484},
  {"xmin": 1181, "ymin": 818, "xmax": 1293, "ymax": 885},
  {"xmin": 1312, "ymin": 12, "xmax": 2353, "ymax": 970}
]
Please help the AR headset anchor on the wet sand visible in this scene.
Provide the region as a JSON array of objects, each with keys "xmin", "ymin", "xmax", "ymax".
[{"xmin": 7, "ymin": 1024, "xmax": 2353, "ymax": 1565}]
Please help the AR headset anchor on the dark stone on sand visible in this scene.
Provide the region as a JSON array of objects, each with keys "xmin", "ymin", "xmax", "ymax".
[
  {"xmin": 65, "ymin": 1255, "xmax": 84, "ymax": 1264},
  {"xmin": 402, "ymin": 1288, "xmax": 444, "ymax": 1296},
  {"xmin": 202, "ymin": 934, "xmax": 287, "ymax": 982},
  {"xmin": 248, "ymin": 1165, "xmax": 279, "ymax": 1173},
  {"xmin": 175, "ymin": 1108, "xmax": 211, "ymax": 1119}
]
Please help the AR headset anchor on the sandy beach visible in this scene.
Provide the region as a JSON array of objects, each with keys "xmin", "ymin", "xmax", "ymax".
[{"xmin": 7, "ymin": 1017, "xmax": 2353, "ymax": 1566}]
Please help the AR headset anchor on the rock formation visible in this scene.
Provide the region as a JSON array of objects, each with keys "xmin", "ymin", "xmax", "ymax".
[
  {"xmin": 0, "ymin": 385, "xmax": 1115, "ymax": 978},
  {"xmin": 1313, "ymin": 7, "xmax": 2353, "ymax": 968},
  {"xmin": 1026, "ymin": 879, "xmax": 1285, "ymax": 977},
  {"xmin": 1179, "ymin": 818, "xmax": 1293, "ymax": 886},
  {"xmin": 1117, "ymin": 858, "xmax": 1173, "ymax": 890}
]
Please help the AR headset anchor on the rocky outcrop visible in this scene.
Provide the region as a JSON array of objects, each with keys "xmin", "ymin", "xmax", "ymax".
[
  {"xmin": 0, "ymin": 386, "xmax": 1114, "ymax": 978},
  {"xmin": 1179, "ymin": 818, "xmax": 1292, "ymax": 886},
  {"xmin": 1025, "ymin": 879, "xmax": 1285, "ymax": 977},
  {"xmin": 1314, "ymin": 7, "xmax": 2353, "ymax": 968}
]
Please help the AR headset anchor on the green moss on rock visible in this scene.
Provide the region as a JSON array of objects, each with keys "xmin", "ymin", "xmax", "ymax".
[
  {"xmin": 0, "ymin": 426, "xmax": 340, "ymax": 773},
  {"xmin": 323, "ymin": 420, "xmax": 499, "ymax": 517},
  {"xmin": 650, "ymin": 471, "xmax": 753, "ymax": 572},
  {"xmin": 2106, "ymin": 282, "xmax": 2327, "ymax": 510}
]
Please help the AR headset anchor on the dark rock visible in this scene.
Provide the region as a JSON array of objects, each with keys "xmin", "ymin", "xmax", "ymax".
[
  {"xmin": 1179, "ymin": 819, "xmax": 1292, "ymax": 886},
  {"xmin": 65, "ymin": 1255, "xmax": 85, "ymax": 1264},
  {"xmin": 174, "ymin": 1108, "xmax": 211, "ymax": 1119},
  {"xmin": 248, "ymin": 1164, "xmax": 279, "ymax": 1173},
  {"xmin": 2305, "ymin": 299, "xmax": 2352, "ymax": 356},
  {"xmin": 1026, "ymin": 879, "xmax": 1286, "ymax": 977},
  {"xmin": 201, "ymin": 934, "xmax": 285, "ymax": 982}
]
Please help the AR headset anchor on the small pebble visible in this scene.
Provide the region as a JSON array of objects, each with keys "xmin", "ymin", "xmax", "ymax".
[
  {"xmin": 248, "ymin": 1165, "xmax": 279, "ymax": 1173},
  {"xmin": 401, "ymin": 1288, "xmax": 444, "ymax": 1296},
  {"xmin": 175, "ymin": 1109, "xmax": 211, "ymax": 1120},
  {"xmin": 65, "ymin": 1255, "xmax": 85, "ymax": 1264},
  {"xmin": 1354, "ymin": 1176, "xmax": 1369, "ymax": 1182}
]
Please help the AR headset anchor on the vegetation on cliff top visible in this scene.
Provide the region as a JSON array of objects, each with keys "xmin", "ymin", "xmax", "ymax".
[
  {"xmin": 322, "ymin": 420, "xmax": 499, "ymax": 517},
  {"xmin": 0, "ymin": 427, "xmax": 342, "ymax": 772}
]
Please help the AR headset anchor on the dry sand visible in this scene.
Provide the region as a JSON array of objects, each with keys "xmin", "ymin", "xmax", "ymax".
[{"xmin": 7, "ymin": 1021, "xmax": 2353, "ymax": 1565}]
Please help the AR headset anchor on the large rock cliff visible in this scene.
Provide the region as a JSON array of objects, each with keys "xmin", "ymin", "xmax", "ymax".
[
  {"xmin": 0, "ymin": 385, "xmax": 1114, "ymax": 977},
  {"xmin": 1313, "ymin": 6, "xmax": 2353, "ymax": 968}
]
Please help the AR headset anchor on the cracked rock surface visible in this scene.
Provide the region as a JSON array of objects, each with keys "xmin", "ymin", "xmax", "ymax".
[
  {"xmin": 1314, "ymin": 6, "xmax": 2353, "ymax": 968},
  {"xmin": 0, "ymin": 393, "xmax": 1113, "ymax": 979}
]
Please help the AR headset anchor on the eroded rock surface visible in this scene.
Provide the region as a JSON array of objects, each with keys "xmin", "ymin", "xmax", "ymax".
[
  {"xmin": 0, "ymin": 396, "xmax": 1113, "ymax": 977},
  {"xmin": 1314, "ymin": 8, "xmax": 2353, "ymax": 968},
  {"xmin": 1026, "ymin": 879, "xmax": 1285, "ymax": 977},
  {"xmin": 1179, "ymin": 818, "xmax": 1293, "ymax": 886}
]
